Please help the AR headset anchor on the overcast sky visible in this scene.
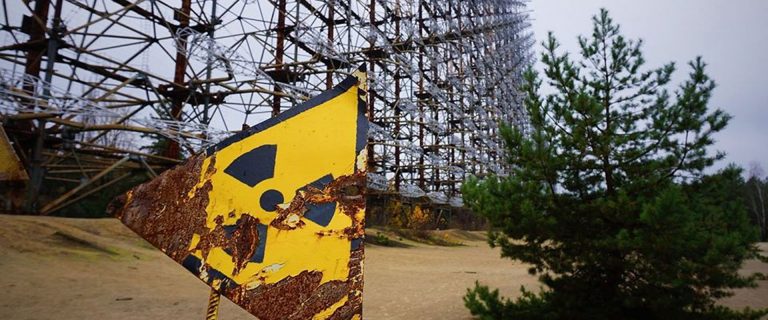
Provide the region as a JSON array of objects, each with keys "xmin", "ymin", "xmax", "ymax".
[{"xmin": 528, "ymin": 1, "xmax": 768, "ymax": 176}]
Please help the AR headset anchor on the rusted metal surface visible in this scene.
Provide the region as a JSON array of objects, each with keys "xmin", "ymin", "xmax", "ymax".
[
  {"xmin": 109, "ymin": 71, "xmax": 367, "ymax": 320},
  {"xmin": 271, "ymin": 173, "xmax": 366, "ymax": 232},
  {"xmin": 110, "ymin": 153, "xmax": 213, "ymax": 262}
]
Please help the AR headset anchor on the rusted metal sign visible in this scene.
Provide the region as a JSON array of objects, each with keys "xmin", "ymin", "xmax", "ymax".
[{"xmin": 110, "ymin": 69, "xmax": 368, "ymax": 320}]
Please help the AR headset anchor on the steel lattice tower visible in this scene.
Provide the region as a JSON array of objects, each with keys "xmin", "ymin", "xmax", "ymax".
[{"xmin": 0, "ymin": 0, "xmax": 532, "ymax": 214}]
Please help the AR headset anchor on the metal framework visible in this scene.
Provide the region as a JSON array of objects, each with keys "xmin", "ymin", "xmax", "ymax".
[{"xmin": 0, "ymin": 0, "xmax": 532, "ymax": 214}]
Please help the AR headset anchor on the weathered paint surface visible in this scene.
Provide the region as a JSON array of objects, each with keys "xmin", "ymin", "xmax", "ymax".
[
  {"xmin": 0, "ymin": 126, "xmax": 28, "ymax": 181},
  {"xmin": 110, "ymin": 70, "xmax": 368, "ymax": 320}
]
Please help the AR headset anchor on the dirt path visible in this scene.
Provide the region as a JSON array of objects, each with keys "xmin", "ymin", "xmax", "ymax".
[
  {"xmin": 0, "ymin": 215, "xmax": 765, "ymax": 319},
  {"xmin": 363, "ymin": 232, "xmax": 539, "ymax": 320}
]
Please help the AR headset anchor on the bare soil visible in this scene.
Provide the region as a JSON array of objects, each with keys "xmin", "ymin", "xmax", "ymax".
[{"xmin": 0, "ymin": 215, "xmax": 766, "ymax": 320}]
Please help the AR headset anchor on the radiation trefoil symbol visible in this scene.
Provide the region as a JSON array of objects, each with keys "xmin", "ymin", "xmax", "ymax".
[{"xmin": 110, "ymin": 68, "xmax": 368, "ymax": 320}]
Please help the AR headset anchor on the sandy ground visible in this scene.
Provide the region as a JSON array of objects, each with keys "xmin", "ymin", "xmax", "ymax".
[{"xmin": 0, "ymin": 215, "xmax": 766, "ymax": 320}]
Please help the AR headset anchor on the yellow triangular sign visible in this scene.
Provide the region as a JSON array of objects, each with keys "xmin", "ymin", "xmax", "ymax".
[{"xmin": 110, "ymin": 70, "xmax": 368, "ymax": 320}]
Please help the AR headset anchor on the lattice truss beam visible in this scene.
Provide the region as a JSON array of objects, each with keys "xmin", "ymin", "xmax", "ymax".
[{"xmin": 0, "ymin": 0, "xmax": 531, "ymax": 213}]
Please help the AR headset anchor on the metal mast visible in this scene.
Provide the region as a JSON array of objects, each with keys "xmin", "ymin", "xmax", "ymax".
[{"xmin": 0, "ymin": 0, "xmax": 532, "ymax": 215}]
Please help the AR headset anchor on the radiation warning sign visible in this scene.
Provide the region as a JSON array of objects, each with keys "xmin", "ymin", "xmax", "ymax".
[{"xmin": 109, "ymin": 69, "xmax": 368, "ymax": 320}]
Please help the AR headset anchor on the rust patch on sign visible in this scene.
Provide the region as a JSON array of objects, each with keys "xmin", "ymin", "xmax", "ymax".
[
  {"xmin": 218, "ymin": 246, "xmax": 364, "ymax": 320},
  {"xmin": 193, "ymin": 219, "xmax": 227, "ymax": 260},
  {"xmin": 231, "ymin": 270, "xmax": 324, "ymax": 320},
  {"xmin": 109, "ymin": 154, "xmax": 216, "ymax": 262},
  {"xmin": 226, "ymin": 214, "xmax": 262, "ymax": 275},
  {"xmin": 328, "ymin": 248, "xmax": 364, "ymax": 320},
  {"xmin": 271, "ymin": 171, "xmax": 366, "ymax": 233}
]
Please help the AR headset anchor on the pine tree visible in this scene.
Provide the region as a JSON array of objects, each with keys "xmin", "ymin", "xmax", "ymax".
[{"xmin": 462, "ymin": 9, "xmax": 766, "ymax": 319}]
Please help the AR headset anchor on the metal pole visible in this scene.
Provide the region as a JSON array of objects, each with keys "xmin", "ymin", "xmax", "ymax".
[
  {"xmin": 366, "ymin": 0, "xmax": 375, "ymax": 173},
  {"xmin": 202, "ymin": 0, "xmax": 219, "ymax": 129},
  {"xmin": 393, "ymin": 0, "xmax": 401, "ymax": 192},
  {"xmin": 23, "ymin": 0, "xmax": 64, "ymax": 212},
  {"xmin": 205, "ymin": 289, "xmax": 221, "ymax": 320},
  {"xmin": 326, "ymin": 0, "xmax": 335, "ymax": 90},
  {"xmin": 271, "ymin": 0, "xmax": 287, "ymax": 117},
  {"xmin": 164, "ymin": 0, "xmax": 191, "ymax": 159},
  {"xmin": 417, "ymin": 1, "xmax": 425, "ymax": 190}
]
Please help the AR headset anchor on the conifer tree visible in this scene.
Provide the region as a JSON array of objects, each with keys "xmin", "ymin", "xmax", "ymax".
[{"xmin": 463, "ymin": 9, "xmax": 766, "ymax": 319}]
